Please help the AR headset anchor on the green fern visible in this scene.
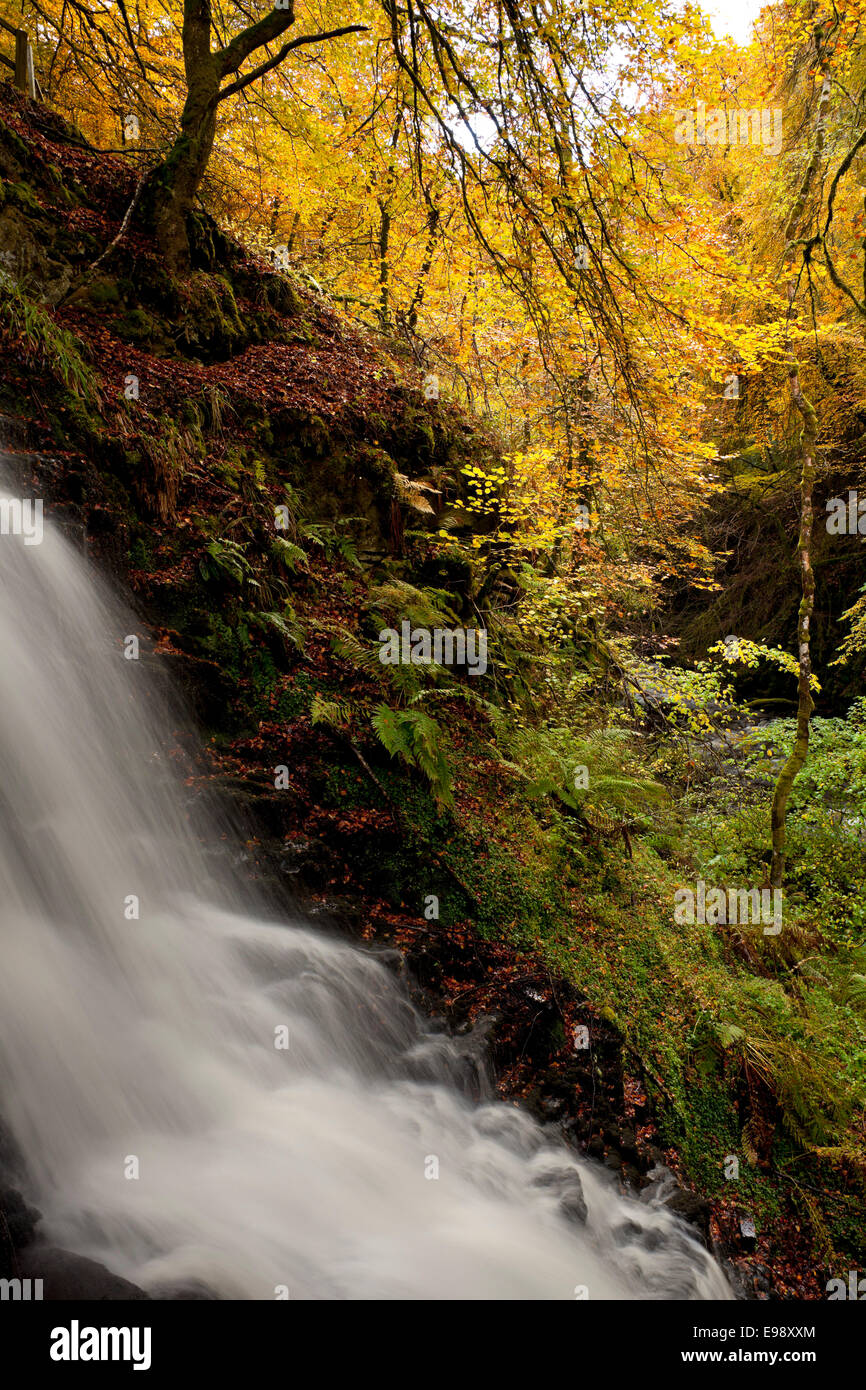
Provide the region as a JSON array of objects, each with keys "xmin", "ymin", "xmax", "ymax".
[
  {"xmin": 496, "ymin": 723, "xmax": 667, "ymax": 820},
  {"xmin": 709, "ymin": 1018, "xmax": 852, "ymax": 1150},
  {"xmin": 584, "ymin": 775, "xmax": 669, "ymax": 812},
  {"xmin": 371, "ymin": 704, "xmax": 453, "ymax": 809},
  {"xmin": 328, "ymin": 626, "xmax": 423, "ymax": 700},
  {"xmin": 298, "ymin": 520, "xmax": 361, "ymax": 568},
  {"xmin": 842, "ymin": 972, "xmax": 866, "ymax": 1010},
  {"xmin": 271, "ymin": 537, "xmax": 309, "ymax": 572},
  {"xmin": 330, "ymin": 531, "xmax": 360, "ymax": 568},
  {"xmin": 310, "ymin": 695, "xmax": 356, "ymax": 729},
  {"xmin": 366, "ymin": 578, "xmax": 461, "ymax": 629},
  {"xmin": 330, "ymin": 629, "xmax": 390, "ymax": 680},
  {"xmin": 249, "ymin": 607, "xmax": 305, "ymax": 651},
  {"xmin": 409, "ymin": 685, "xmax": 497, "ymax": 717},
  {"xmin": 370, "ymin": 704, "xmax": 410, "ymax": 758},
  {"xmin": 199, "ymin": 537, "xmax": 254, "ymax": 586}
]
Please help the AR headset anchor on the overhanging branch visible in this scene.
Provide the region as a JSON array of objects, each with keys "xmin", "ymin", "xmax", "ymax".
[{"xmin": 216, "ymin": 26, "xmax": 368, "ymax": 106}]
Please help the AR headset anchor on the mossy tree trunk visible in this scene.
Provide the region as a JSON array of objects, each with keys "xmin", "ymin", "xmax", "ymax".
[
  {"xmin": 145, "ymin": 2, "xmax": 365, "ymax": 273},
  {"xmin": 150, "ymin": 49, "xmax": 220, "ymax": 273},
  {"xmin": 768, "ymin": 19, "xmax": 833, "ymax": 891},
  {"xmin": 769, "ymin": 364, "xmax": 816, "ymax": 889}
]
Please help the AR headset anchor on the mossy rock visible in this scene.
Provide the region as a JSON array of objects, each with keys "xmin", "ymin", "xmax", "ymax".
[
  {"xmin": 353, "ymin": 444, "xmax": 398, "ymax": 492},
  {"xmin": 3, "ymin": 180, "xmax": 42, "ymax": 214},
  {"xmin": 131, "ymin": 261, "xmax": 182, "ymax": 318},
  {"xmin": 175, "ymin": 271, "xmax": 247, "ymax": 360},
  {"xmin": 397, "ymin": 405, "xmax": 437, "ymax": 461},
  {"xmin": 187, "ymin": 209, "xmax": 240, "ymax": 273},
  {"xmin": 415, "ymin": 542, "xmax": 475, "ymax": 595},
  {"xmin": 79, "ymin": 274, "xmax": 121, "ymax": 308},
  {"xmin": 234, "ymin": 267, "xmax": 302, "ymax": 318},
  {"xmin": 0, "ymin": 120, "xmax": 34, "ymax": 179},
  {"xmin": 113, "ymin": 305, "xmax": 165, "ymax": 345}
]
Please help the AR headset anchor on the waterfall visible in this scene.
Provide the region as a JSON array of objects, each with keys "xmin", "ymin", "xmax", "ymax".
[{"xmin": 0, "ymin": 485, "xmax": 730, "ymax": 1300}]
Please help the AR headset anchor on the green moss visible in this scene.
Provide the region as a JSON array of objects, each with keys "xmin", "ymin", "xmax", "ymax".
[
  {"xmin": 4, "ymin": 180, "xmax": 42, "ymax": 213},
  {"xmin": 176, "ymin": 270, "xmax": 246, "ymax": 358},
  {"xmin": 113, "ymin": 306, "xmax": 161, "ymax": 343},
  {"xmin": 127, "ymin": 536, "xmax": 152, "ymax": 569},
  {"xmin": 84, "ymin": 276, "xmax": 121, "ymax": 307},
  {"xmin": 0, "ymin": 119, "xmax": 34, "ymax": 170}
]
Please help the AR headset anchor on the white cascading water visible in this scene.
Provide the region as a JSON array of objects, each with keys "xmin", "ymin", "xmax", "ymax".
[{"xmin": 0, "ymin": 486, "xmax": 731, "ymax": 1299}]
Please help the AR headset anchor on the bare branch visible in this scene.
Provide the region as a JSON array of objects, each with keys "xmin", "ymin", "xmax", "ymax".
[{"xmin": 217, "ymin": 26, "xmax": 368, "ymax": 105}]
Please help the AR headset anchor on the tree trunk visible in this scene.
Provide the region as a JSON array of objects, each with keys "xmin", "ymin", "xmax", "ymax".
[
  {"xmin": 769, "ymin": 364, "xmax": 816, "ymax": 889},
  {"xmin": 141, "ymin": 3, "xmax": 362, "ymax": 271},
  {"xmin": 768, "ymin": 19, "xmax": 832, "ymax": 890},
  {"xmin": 144, "ymin": 0, "xmax": 304, "ymax": 272},
  {"xmin": 406, "ymin": 203, "xmax": 440, "ymax": 332},
  {"xmin": 377, "ymin": 202, "xmax": 391, "ymax": 331},
  {"xmin": 144, "ymin": 0, "xmax": 220, "ymax": 272},
  {"xmin": 377, "ymin": 111, "xmax": 402, "ymax": 333},
  {"xmin": 149, "ymin": 64, "xmax": 219, "ymax": 272}
]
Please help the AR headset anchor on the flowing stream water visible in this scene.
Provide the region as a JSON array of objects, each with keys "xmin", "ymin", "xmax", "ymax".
[{"xmin": 0, "ymin": 486, "xmax": 731, "ymax": 1299}]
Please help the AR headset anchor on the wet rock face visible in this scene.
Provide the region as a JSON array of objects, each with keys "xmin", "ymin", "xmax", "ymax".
[
  {"xmin": 0, "ymin": 203, "xmax": 73, "ymax": 305},
  {"xmin": 0, "ymin": 1185, "xmax": 150, "ymax": 1299},
  {"xmin": 1, "ymin": 1125, "xmax": 148, "ymax": 1299},
  {"xmin": 0, "ymin": 1186, "xmax": 41, "ymax": 1277},
  {"xmin": 658, "ymin": 1185, "xmax": 712, "ymax": 1243},
  {"xmin": 14, "ymin": 1244, "xmax": 151, "ymax": 1301}
]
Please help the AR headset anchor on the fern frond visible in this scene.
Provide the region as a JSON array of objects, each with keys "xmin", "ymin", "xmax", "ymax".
[
  {"xmin": 370, "ymin": 704, "xmax": 454, "ymax": 809},
  {"xmin": 311, "ymin": 695, "xmax": 356, "ymax": 729},
  {"xmin": 409, "ymin": 685, "xmax": 498, "ymax": 717},
  {"xmin": 252, "ymin": 608, "xmax": 305, "ymax": 651},
  {"xmin": 586, "ymin": 775, "xmax": 669, "ymax": 811},
  {"xmin": 843, "ymin": 972, "xmax": 866, "ymax": 1010},
  {"xmin": 330, "ymin": 629, "xmax": 385, "ymax": 680},
  {"xmin": 394, "ymin": 472, "xmax": 439, "ymax": 514},
  {"xmin": 326, "ymin": 625, "xmax": 423, "ymax": 701},
  {"xmin": 371, "ymin": 704, "xmax": 411, "ymax": 758},
  {"xmin": 271, "ymin": 537, "xmax": 309, "ymax": 571},
  {"xmin": 366, "ymin": 579, "xmax": 461, "ymax": 629}
]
